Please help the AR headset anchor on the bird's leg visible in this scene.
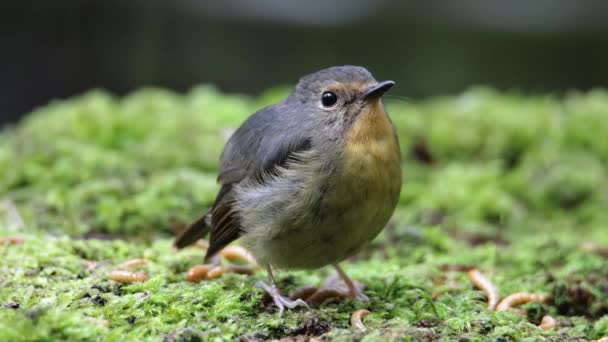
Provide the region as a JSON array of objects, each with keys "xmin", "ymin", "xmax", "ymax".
[
  {"xmin": 256, "ymin": 264, "xmax": 308, "ymax": 315},
  {"xmin": 333, "ymin": 263, "xmax": 369, "ymax": 301}
]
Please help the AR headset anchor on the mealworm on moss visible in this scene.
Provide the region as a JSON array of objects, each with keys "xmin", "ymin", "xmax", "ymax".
[
  {"xmin": 350, "ymin": 309, "xmax": 371, "ymax": 332},
  {"xmin": 219, "ymin": 245, "xmax": 258, "ymax": 266},
  {"xmin": 0, "ymin": 236, "xmax": 24, "ymax": 245},
  {"xmin": 306, "ymin": 288, "xmax": 345, "ymax": 306},
  {"xmin": 110, "ymin": 270, "xmax": 149, "ymax": 283},
  {"xmin": 467, "ymin": 269, "xmax": 500, "ymax": 310},
  {"xmin": 289, "ymin": 286, "xmax": 319, "ymax": 301},
  {"xmin": 496, "ymin": 292, "xmax": 547, "ymax": 311},
  {"xmin": 86, "ymin": 317, "xmax": 110, "ymax": 328},
  {"xmin": 539, "ymin": 315, "xmax": 557, "ymax": 330},
  {"xmin": 186, "ymin": 264, "xmax": 214, "ymax": 282},
  {"xmin": 205, "ymin": 265, "xmax": 255, "ymax": 279},
  {"xmin": 116, "ymin": 258, "xmax": 148, "ymax": 269},
  {"xmin": 205, "ymin": 265, "xmax": 225, "ymax": 279}
]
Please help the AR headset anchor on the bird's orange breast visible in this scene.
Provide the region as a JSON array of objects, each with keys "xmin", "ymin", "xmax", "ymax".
[{"xmin": 341, "ymin": 100, "xmax": 402, "ymax": 207}]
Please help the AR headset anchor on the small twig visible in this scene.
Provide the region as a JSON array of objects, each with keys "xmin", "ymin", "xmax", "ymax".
[
  {"xmin": 538, "ymin": 315, "xmax": 557, "ymax": 330},
  {"xmin": 110, "ymin": 270, "xmax": 149, "ymax": 283},
  {"xmin": 467, "ymin": 269, "xmax": 500, "ymax": 310},
  {"xmin": 496, "ymin": 292, "xmax": 547, "ymax": 311},
  {"xmin": 350, "ymin": 309, "xmax": 371, "ymax": 332}
]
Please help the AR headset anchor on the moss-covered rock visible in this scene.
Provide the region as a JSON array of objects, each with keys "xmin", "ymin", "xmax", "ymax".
[{"xmin": 1, "ymin": 87, "xmax": 607, "ymax": 341}]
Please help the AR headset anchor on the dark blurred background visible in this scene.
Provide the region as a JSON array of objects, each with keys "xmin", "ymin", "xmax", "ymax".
[{"xmin": 2, "ymin": 0, "xmax": 608, "ymax": 125}]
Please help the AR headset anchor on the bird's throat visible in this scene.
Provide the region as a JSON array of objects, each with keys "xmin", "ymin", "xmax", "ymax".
[{"xmin": 344, "ymin": 101, "xmax": 398, "ymax": 162}]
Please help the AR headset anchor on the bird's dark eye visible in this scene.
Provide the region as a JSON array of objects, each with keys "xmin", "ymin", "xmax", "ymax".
[{"xmin": 321, "ymin": 92, "xmax": 338, "ymax": 107}]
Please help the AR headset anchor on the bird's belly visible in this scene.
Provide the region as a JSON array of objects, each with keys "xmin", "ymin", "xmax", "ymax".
[
  {"xmin": 240, "ymin": 142, "xmax": 401, "ymax": 269},
  {"xmin": 258, "ymin": 213, "xmax": 381, "ymax": 269}
]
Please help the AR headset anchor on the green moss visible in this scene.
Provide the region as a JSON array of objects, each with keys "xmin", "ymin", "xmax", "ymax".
[{"xmin": 1, "ymin": 87, "xmax": 607, "ymax": 340}]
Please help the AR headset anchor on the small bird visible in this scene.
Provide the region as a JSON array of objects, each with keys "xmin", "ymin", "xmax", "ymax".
[{"xmin": 175, "ymin": 65, "xmax": 402, "ymax": 313}]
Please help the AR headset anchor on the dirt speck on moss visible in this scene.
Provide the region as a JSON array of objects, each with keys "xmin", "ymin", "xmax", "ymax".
[
  {"xmin": 286, "ymin": 314, "xmax": 332, "ymax": 338},
  {"xmin": 552, "ymin": 276, "xmax": 608, "ymax": 319},
  {"xmin": 163, "ymin": 327, "xmax": 205, "ymax": 342}
]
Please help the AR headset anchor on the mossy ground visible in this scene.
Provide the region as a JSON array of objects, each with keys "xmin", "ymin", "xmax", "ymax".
[{"xmin": 1, "ymin": 87, "xmax": 607, "ymax": 341}]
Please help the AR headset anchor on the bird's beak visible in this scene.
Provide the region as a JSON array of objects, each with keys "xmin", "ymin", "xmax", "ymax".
[{"xmin": 362, "ymin": 80, "xmax": 395, "ymax": 100}]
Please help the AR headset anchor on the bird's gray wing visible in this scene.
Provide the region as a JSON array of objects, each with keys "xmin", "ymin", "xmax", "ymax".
[
  {"xmin": 217, "ymin": 103, "xmax": 312, "ymax": 185},
  {"xmin": 174, "ymin": 104, "xmax": 312, "ymax": 260}
]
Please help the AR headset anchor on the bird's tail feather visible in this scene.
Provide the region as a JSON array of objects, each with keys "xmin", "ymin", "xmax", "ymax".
[{"xmin": 173, "ymin": 211, "xmax": 211, "ymax": 249}]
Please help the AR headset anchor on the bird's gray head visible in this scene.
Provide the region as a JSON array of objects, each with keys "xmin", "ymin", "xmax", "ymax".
[{"xmin": 287, "ymin": 65, "xmax": 395, "ymax": 123}]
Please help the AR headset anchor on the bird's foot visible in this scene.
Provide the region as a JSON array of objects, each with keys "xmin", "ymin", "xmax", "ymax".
[{"xmin": 257, "ymin": 280, "xmax": 309, "ymax": 315}]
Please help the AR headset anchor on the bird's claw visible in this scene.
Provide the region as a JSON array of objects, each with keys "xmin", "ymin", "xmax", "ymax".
[{"xmin": 257, "ymin": 280, "xmax": 309, "ymax": 315}]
